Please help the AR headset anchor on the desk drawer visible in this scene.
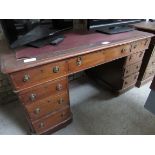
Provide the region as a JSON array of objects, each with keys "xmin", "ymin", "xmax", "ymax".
[
  {"xmin": 130, "ymin": 38, "xmax": 150, "ymax": 53},
  {"xmin": 125, "ymin": 51, "xmax": 145, "ymax": 66},
  {"xmin": 143, "ymin": 68, "xmax": 155, "ymax": 80},
  {"xmin": 151, "ymin": 46, "xmax": 155, "ymax": 57},
  {"xmin": 25, "ymin": 91, "xmax": 69, "ymax": 121},
  {"xmin": 148, "ymin": 56, "xmax": 155, "ymax": 67},
  {"xmin": 123, "ymin": 61, "xmax": 142, "ymax": 77},
  {"xmin": 32, "ymin": 107, "xmax": 72, "ymax": 134},
  {"xmin": 123, "ymin": 72, "xmax": 139, "ymax": 88},
  {"xmin": 68, "ymin": 44, "xmax": 131, "ymax": 73},
  {"xmin": 18, "ymin": 77, "xmax": 68, "ymax": 105},
  {"xmin": 10, "ymin": 60, "xmax": 68, "ymax": 90}
]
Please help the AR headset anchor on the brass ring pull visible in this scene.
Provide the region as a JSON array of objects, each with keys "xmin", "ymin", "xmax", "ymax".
[
  {"xmin": 56, "ymin": 84, "xmax": 63, "ymax": 91},
  {"xmin": 23, "ymin": 74, "xmax": 30, "ymax": 82},
  {"xmin": 76, "ymin": 57, "xmax": 82, "ymax": 66},
  {"xmin": 34, "ymin": 108, "xmax": 40, "ymax": 114},
  {"xmin": 30, "ymin": 93, "xmax": 36, "ymax": 101},
  {"xmin": 53, "ymin": 66, "xmax": 60, "ymax": 73}
]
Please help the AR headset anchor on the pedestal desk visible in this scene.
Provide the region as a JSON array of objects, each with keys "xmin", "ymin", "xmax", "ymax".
[{"xmin": 0, "ymin": 30, "xmax": 154, "ymax": 134}]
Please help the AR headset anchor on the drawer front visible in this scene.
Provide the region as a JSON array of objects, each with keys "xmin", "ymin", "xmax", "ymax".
[
  {"xmin": 25, "ymin": 91, "xmax": 69, "ymax": 121},
  {"xmin": 151, "ymin": 46, "xmax": 155, "ymax": 57},
  {"xmin": 18, "ymin": 77, "xmax": 68, "ymax": 105},
  {"xmin": 130, "ymin": 38, "xmax": 151, "ymax": 53},
  {"xmin": 148, "ymin": 56, "xmax": 155, "ymax": 67},
  {"xmin": 10, "ymin": 60, "xmax": 68, "ymax": 90},
  {"xmin": 125, "ymin": 51, "xmax": 145, "ymax": 66},
  {"xmin": 68, "ymin": 44, "xmax": 131, "ymax": 73},
  {"xmin": 32, "ymin": 107, "xmax": 72, "ymax": 134},
  {"xmin": 123, "ymin": 61, "xmax": 142, "ymax": 77},
  {"xmin": 123, "ymin": 72, "xmax": 139, "ymax": 88},
  {"xmin": 143, "ymin": 68, "xmax": 155, "ymax": 80}
]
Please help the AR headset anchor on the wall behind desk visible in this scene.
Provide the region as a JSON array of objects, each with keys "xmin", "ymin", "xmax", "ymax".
[{"xmin": 0, "ymin": 23, "xmax": 18, "ymax": 105}]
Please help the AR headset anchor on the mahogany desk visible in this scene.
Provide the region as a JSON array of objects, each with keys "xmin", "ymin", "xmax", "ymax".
[
  {"xmin": 131, "ymin": 22, "xmax": 155, "ymax": 87},
  {"xmin": 0, "ymin": 30, "xmax": 154, "ymax": 134}
]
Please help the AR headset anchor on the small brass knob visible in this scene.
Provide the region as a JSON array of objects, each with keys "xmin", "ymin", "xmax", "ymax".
[
  {"xmin": 30, "ymin": 93, "xmax": 36, "ymax": 101},
  {"xmin": 53, "ymin": 66, "xmax": 59, "ymax": 73},
  {"xmin": 40, "ymin": 122, "xmax": 44, "ymax": 128},
  {"xmin": 23, "ymin": 74, "xmax": 30, "ymax": 82},
  {"xmin": 34, "ymin": 108, "xmax": 40, "ymax": 114},
  {"xmin": 58, "ymin": 98, "xmax": 64, "ymax": 104},
  {"xmin": 56, "ymin": 84, "xmax": 63, "ymax": 91},
  {"xmin": 76, "ymin": 57, "xmax": 82, "ymax": 66}
]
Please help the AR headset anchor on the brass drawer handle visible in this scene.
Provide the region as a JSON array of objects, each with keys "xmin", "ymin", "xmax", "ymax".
[
  {"xmin": 40, "ymin": 122, "xmax": 44, "ymax": 128},
  {"xmin": 76, "ymin": 57, "xmax": 82, "ymax": 66},
  {"xmin": 30, "ymin": 93, "xmax": 36, "ymax": 101},
  {"xmin": 61, "ymin": 112, "xmax": 65, "ymax": 117},
  {"xmin": 53, "ymin": 66, "xmax": 60, "ymax": 73},
  {"xmin": 56, "ymin": 84, "xmax": 63, "ymax": 91},
  {"xmin": 129, "ymin": 55, "xmax": 132, "ymax": 61},
  {"xmin": 121, "ymin": 48, "xmax": 126, "ymax": 53},
  {"xmin": 139, "ymin": 52, "xmax": 143, "ymax": 58},
  {"xmin": 124, "ymin": 81, "xmax": 128, "ymax": 85},
  {"xmin": 126, "ymin": 70, "xmax": 129, "ymax": 74},
  {"xmin": 34, "ymin": 108, "xmax": 40, "ymax": 114},
  {"xmin": 144, "ymin": 39, "xmax": 148, "ymax": 46},
  {"xmin": 58, "ymin": 98, "xmax": 64, "ymax": 104},
  {"xmin": 133, "ymin": 44, "xmax": 137, "ymax": 49},
  {"xmin": 23, "ymin": 74, "xmax": 30, "ymax": 82},
  {"xmin": 134, "ymin": 75, "xmax": 138, "ymax": 80}
]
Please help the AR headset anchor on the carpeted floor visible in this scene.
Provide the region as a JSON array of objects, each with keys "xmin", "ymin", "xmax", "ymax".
[{"xmin": 0, "ymin": 77, "xmax": 155, "ymax": 135}]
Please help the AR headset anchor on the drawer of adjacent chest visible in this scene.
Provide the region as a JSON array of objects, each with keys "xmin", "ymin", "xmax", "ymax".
[
  {"xmin": 122, "ymin": 72, "xmax": 139, "ymax": 89},
  {"xmin": 68, "ymin": 44, "xmax": 131, "ymax": 74},
  {"xmin": 143, "ymin": 68, "xmax": 155, "ymax": 80},
  {"xmin": 25, "ymin": 91, "xmax": 69, "ymax": 121},
  {"xmin": 151, "ymin": 46, "xmax": 155, "ymax": 57},
  {"xmin": 32, "ymin": 107, "xmax": 72, "ymax": 134},
  {"xmin": 10, "ymin": 60, "xmax": 68, "ymax": 90},
  {"xmin": 130, "ymin": 38, "xmax": 151, "ymax": 53},
  {"xmin": 125, "ymin": 51, "xmax": 145, "ymax": 66},
  {"xmin": 18, "ymin": 77, "xmax": 68, "ymax": 105},
  {"xmin": 123, "ymin": 61, "xmax": 142, "ymax": 77},
  {"xmin": 147, "ymin": 56, "xmax": 155, "ymax": 67}
]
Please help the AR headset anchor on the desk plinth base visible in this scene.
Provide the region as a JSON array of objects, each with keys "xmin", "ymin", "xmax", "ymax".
[{"xmin": 29, "ymin": 115, "xmax": 73, "ymax": 135}]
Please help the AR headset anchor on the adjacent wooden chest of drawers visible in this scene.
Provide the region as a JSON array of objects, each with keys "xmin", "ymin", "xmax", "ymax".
[{"xmin": 1, "ymin": 30, "xmax": 154, "ymax": 134}]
